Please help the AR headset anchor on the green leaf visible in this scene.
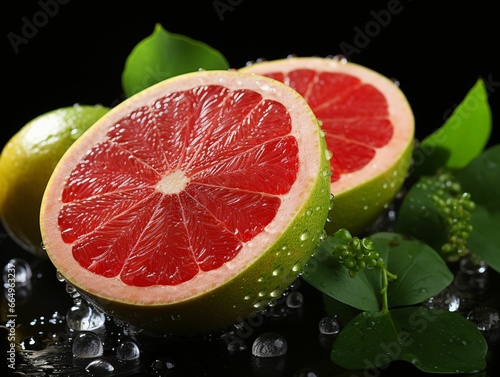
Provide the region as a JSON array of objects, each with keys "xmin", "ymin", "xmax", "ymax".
[
  {"xmin": 373, "ymin": 233, "xmax": 453, "ymax": 307},
  {"xmin": 122, "ymin": 24, "xmax": 230, "ymax": 97},
  {"xmin": 412, "ymin": 79, "xmax": 492, "ymax": 178},
  {"xmin": 395, "ymin": 179, "xmax": 448, "ymax": 252},
  {"xmin": 466, "ymin": 208, "xmax": 500, "ymax": 273},
  {"xmin": 331, "ymin": 307, "xmax": 487, "ymax": 373},
  {"xmin": 303, "ymin": 233, "xmax": 453, "ymax": 311},
  {"xmin": 457, "ymin": 144, "xmax": 500, "ymax": 272},
  {"xmin": 303, "ymin": 236, "xmax": 381, "ymax": 312},
  {"xmin": 457, "ymin": 144, "xmax": 500, "ymax": 211}
]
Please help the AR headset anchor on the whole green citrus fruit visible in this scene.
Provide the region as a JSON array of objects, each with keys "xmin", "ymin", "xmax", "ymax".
[{"xmin": 0, "ymin": 104, "xmax": 110, "ymax": 257}]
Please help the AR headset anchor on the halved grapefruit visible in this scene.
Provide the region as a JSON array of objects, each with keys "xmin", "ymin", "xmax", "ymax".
[
  {"xmin": 40, "ymin": 70, "xmax": 331, "ymax": 334},
  {"xmin": 241, "ymin": 57, "xmax": 415, "ymax": 235}
]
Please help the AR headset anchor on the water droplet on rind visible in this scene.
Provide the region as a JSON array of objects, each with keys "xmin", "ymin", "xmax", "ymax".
[
  {"xmin": 300, "ymin": 230, "xmax": 310, "ymax": 241},
  {"xmin": 269, "ymin": 288, "xmax": 282, "ymax": 298},
  {"xmin": 272, "ymin": 266, "xmax": 283, "ymax": 276},
  {"xmin": 56, "ymin": 270, "xmax": 66, "ymax": 282},
  {"xmin": 292, "ymin": 262, "xmax": 302, "ymax": 272}
]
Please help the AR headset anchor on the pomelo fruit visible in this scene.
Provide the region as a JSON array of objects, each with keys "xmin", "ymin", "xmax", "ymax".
[
  {"xmin": 241, "ymin": 56, "xmax": 415, "ymax": 235},
  {"xmin": 40, "ymin": 70, "xmax": 331, "ymax": 334},
  {"xmin": 0, "ymin": 104, "xmax": 110, "ymax": 258}
]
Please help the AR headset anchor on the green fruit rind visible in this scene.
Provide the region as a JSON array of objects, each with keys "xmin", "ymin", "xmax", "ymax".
[
  {"xmin": 78, "ymin": 120, "xmax": 331, "ymax": 335},
  {"xmin": 325, "ymin": 140, "xmax": 414, "ymax": 236},
  {"xmin": 0, "ymin": 105, "xmax": 110, "ymax": 257}
]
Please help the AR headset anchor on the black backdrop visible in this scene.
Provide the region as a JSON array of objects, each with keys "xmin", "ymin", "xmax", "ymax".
[{"xmin": 2, "ymin": 0, "xmax": 500, "ymax": 147}]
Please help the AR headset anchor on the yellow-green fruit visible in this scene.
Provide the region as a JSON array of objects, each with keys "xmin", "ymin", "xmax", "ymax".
[{"xmin": 0, "ymin": 104, "xmax": 110, "ymax": 257}]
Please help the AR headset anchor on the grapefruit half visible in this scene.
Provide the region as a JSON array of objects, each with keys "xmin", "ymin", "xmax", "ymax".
[
  {"xmin": 40, "ymin": 70, "xmax": 331, "ymax": 334},
  {"xmin": 241, "ymin": 57, "xmax": 415, "ymax": 235}
]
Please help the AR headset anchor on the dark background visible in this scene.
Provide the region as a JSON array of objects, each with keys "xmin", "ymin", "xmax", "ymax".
[
  {"xmin": 2, "ymin": 0, "xmax": 499, "ymax": 147},
  {"xmin": 1, "ymin": 1, "xmax": 500, "ymax": 376}
]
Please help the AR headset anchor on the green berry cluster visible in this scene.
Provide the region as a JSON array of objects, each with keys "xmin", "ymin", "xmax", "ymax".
[
  {"xmin": 427, "ymin": 172, "xmax": 475, "ymax": 260},
  {"xmin": 332, "ymin": 228, "xmax": 381, "ymax": 277}
]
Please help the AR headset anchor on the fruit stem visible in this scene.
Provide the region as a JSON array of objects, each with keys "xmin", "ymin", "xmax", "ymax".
[{"xmin": 378, "ymin": 260, "xmax": 397, "ymax": 313}]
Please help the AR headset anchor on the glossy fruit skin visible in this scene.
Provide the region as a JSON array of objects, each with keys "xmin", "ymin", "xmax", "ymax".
[{"xmin": 0, "ymin": 104, "xmax": 109, "ymax": 257}]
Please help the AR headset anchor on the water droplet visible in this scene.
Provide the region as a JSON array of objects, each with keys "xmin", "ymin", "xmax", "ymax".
[
  {"xmin": 305, "ymin": 208, "xmax": 313, "ymax": 216},
  {"xmin": 72, "ymin": 331, "xmax": 104, "ymax": 358},
  {"xmin": 151, "ymin": 357, "xmax": 176, "ymax": 371},
  {"xmin": 269, "ymin": 288, "xmax": 282, "ymax": 298},
  {"xmin": 318, "ymin": 316, "xmax": 340, "ymax": 335},
  {"xmin": 85, "ymin": 359, "xmax": 114, "ymax": 375},
  {"xmin": 292, "ymin": 261, "xmax": 302, "ymax": 273},
  {"xmin": 258, "ymin": 291, "xmax": 266, "ymax": 298},
  {"xmin": 327, "ymin": 54, "xmax": 348, "ymax": 63},
  {"xmin": 19, "ymin": 336, "xmax": 45, "ymax": 350},
  {"xmin": 253, "ymin": 300, "xmax": 266, "ymax": 309},
  {"xmin": 319, "ymin": 230, "xmax": 328, "ymax": 242},
  {"xmin": 300, "ymin": 230, "xmax": 310, "ymax": 241},
  {"xmin": 324, "ymin": 149, "xmax": 333, "ymax": 161},
  {"xmin": 3, "ymin": 258, "xmax": 32, "ymax": 287},
  {"xmin": 362, "ymin": 205, "xmax": 369, "ymax": 211},
  {"xmin": 171, "ymin": 314, "xmax": 181, "ymax": 321},
  {"xmin": 227, "ymin": 338, "xmax": 247, "ymax": 353},
  {"xmin": 252, "ymin": 332, "xmax": 287, "ymax": 357},
  {"xmin": 286, "ymin": 291, "xmax": 304, "ymax": 308},
  {"xmin": 66, "ymin": 300, "xmax": 106, "ymax": 331},
  {"xmin": 257, "ymin": 276, "xmax": 264, "ymax": 283},
  {"xmin": 460, "ymin": 255, "xmax": 488, "ymax": 275},
  {"xmin": 423, "ymin": 287, "xmax": 461, "ymax": 312},
  {"xmin": 272, "ymin": 266, "xmax": 283, "ymax": 277},
  {"xmin": 56, "ymin": 270, "xmax": 66, "ymax": 282},
  {"xmin": 116, "ymin": 340, "xmax": 140, "ymax": 361},
  {"xmin": 391, "ymin": 77, "xmax": 400, "ymax": 87},
  {"xmin": 244, "ymin": 294, "xmax": 252, "ymax": 301},
  {"xmin": 467, "ymin": 307, "xmax": 500, "ymax": 332}
]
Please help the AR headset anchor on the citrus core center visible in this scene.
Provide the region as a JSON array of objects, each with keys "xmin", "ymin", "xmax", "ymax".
[{"xmin": 155, "ymin": 170, "xmax": 189, "ymax": 195}]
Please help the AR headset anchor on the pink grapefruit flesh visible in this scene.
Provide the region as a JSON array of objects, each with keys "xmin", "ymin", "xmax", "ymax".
[
  {"xmin": 40, "ymin": 70, "xmax": 331, "ymax": 333},
  {"xmin": 241, "ymin": 57, "xmax": 414, "ymax": 234}
]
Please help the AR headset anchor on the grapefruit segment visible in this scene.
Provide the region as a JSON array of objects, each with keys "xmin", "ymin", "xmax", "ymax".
[
  {"xmin": 40, "ymin": 70, "xmax": 331, "ymax": 333},
  {"xmin": 241, "ymin": 57, "xmax": 414, "ymax": 234}
]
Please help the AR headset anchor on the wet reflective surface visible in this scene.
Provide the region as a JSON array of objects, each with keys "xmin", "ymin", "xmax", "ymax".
[{"xmin": 1, "ymin": 227, "xmax": 500, "ymax": 376}]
